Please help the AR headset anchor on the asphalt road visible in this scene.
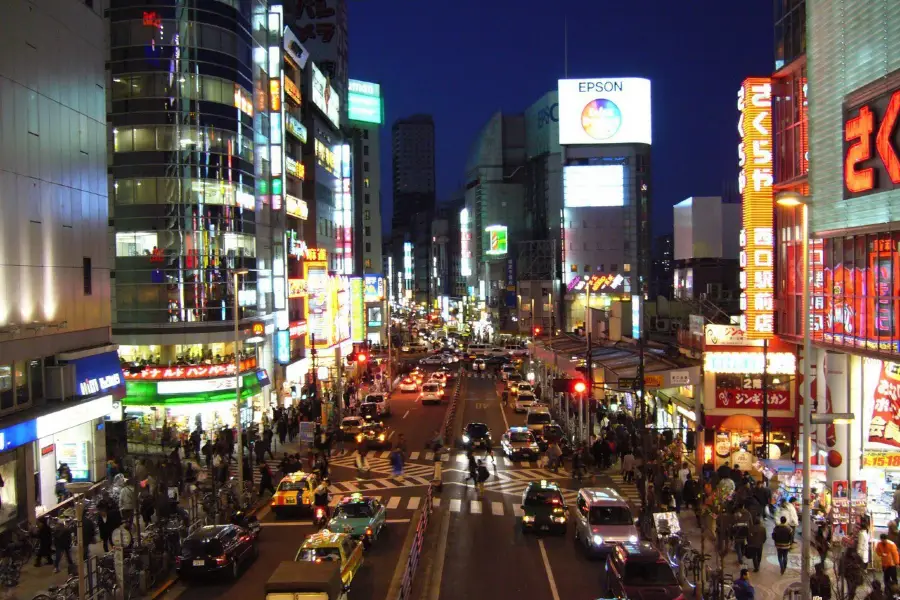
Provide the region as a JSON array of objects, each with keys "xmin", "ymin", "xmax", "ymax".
[
  {"xmin": 170, "ymin": 359, "xmax": 454, "ymax": 600},
  {"xmin": 432, "ymin": 372, "xmax": 609, "ymax": 600}
]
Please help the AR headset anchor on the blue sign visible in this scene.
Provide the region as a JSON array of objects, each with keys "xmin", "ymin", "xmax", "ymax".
[
  {"xmin": 0, "ymin": 420, "xmax": 38, "ymax": 452},
  {"xmin": 256, "ymin": 369, "xmax": 272, "ymax": 387},
  {"xmin": 71, "ymin": 351, "xmax": 125, "ymax": 397},
  {"xmin": 276, "ymin": 330, "xmax": 291, "ymax": 365},
  {"xmin": 298, "ymin": 421, "xmax": 316, "ymax": 443}
]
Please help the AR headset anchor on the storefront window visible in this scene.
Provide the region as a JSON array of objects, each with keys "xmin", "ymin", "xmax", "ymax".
[
  {"xmin": 14, "ymin": 361, "xmax": 27, "ymax": 405},
  {"xmin": 0, "ymin": 366, "xmax": 13, "ymax": 410},
  {"xmin": 29, "ymin": 360, "xmax": 43, "ymax": 402},
  {"xmin": 0, "ymin": 457, "xmax": 18, "ymax": 526}
]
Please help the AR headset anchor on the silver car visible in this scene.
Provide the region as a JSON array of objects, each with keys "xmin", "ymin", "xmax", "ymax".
[
  {"xmin": 500, "ymin": 427, "xmax": 540, "ymax": 460},
  {"xmin": 572, "ymin": 488, "xmax": 639, "ymax": 555}
]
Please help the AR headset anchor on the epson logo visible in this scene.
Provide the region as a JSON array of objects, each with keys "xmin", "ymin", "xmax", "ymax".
[
  {"xmin": 578, "ymin": 81, "xmax": 624, "ymax": 93},
  {"xmin": 537, "ymin": 103, "xmax": 559, "ymax": 128}
]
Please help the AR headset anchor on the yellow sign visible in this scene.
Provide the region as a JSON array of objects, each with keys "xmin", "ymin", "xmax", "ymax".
[
  {"xmin": 288, "ymin": 278, "xmax": 307, "ymax": 298},
  {"xmin": 286, "ymin": 194, "xmax": 308, "ymax": 219},
  {"xmin": 305, "ymin": 247, "xmax": 327, "ymax": 262},
  {"xmin": 284, "ymin": 78, "xmax": 302, "ymax": 105},
  {"xmin": 286, "ymin": 157, "xmax": 305, "ymax": 180},
  {"xmin": 862, "ymin": 451, "xmax": 900, "ymax": 468},
  {"xmin": 644, "ymin": 375, "xmax": 664, "ymax": 388},
  {"xmin": 269, "ymin": 80, "xmax": 281, "ymax": 112}
]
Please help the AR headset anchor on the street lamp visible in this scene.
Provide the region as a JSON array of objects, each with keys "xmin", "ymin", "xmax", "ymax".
[
  {"xmin": 232, "ymin": 267, "xmax": 249, "ymax": 496},
  {"xmin": 776, "ymin": 191, "xmax": 810, "ymax": 598}
]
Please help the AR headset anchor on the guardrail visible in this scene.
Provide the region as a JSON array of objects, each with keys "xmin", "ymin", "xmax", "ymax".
[
  {"xmin": 441, "ymin": 372, "xmax": 462, "ymax": 444},
  {"xmin": 397, "ymin": 483, "xmax": 434, "ymax": 600}
]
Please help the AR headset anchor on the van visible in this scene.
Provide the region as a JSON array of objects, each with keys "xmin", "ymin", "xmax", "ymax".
[
  {"xmin": 525, "ymin": 406, "xmax": 552, "ymax": 431},
  {"xmin": 572, "ymin": 488, "xmax": 639, "ymax": 555},
  {"xmin": 466, "ymin": 344, "xmax": 490, "ymax": 357},
  {"xmin": 504, "ymin": 343, "xmax": 529, "ymax": 357}
]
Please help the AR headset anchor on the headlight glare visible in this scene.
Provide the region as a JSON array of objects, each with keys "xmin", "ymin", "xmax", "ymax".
[
  {"xmin": 593, "ymin": 534, "xmax": 603, "ymax": 545},
  {"xmin": 462, "ymin": 435, "xmax": 470, "ymax": 443},
  {"xmin": 628, "ymin": 535, "xmax": 638, "ymax": 543}
]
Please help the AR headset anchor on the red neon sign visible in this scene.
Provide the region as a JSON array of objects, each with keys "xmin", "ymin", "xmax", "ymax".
[
  {"xmin": 143, "ymin": 11, "xmax": 161, "ymax": 28},
  {"xmin": 124, "ymin": 357, "xmax": 257, "ymax": 381},
  {"xmin": 843, "ymin": 87, "xmax": 900, "ymax": 198}
]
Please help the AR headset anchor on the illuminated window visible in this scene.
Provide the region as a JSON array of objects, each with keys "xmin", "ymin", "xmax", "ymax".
[
  {"xmin": 570, "ymin": 264, "xmax": 577, "ymax": 273},
  {"xmin": 624, "ymin": 264, "xmax": 631, "ymax": 272},
  {"xmin": 116, "ymin": 231, "xmax": 159, "ymax": 257},
  {"xmin": 364, "ymin": 178, "xmax": 370, "ymax": 188}
]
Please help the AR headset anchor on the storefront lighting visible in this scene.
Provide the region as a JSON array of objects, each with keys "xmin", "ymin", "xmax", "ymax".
[
  {"xmin": 704, "ymin": 351, "xmax": 795, "ymax": 375},
  {"xmin": 810, "ymin": 413, "xmax": 855, "ymax": 425},
  {"xmin": 317, "ymin": 366, "xmax": 330, "ymax": 381}
]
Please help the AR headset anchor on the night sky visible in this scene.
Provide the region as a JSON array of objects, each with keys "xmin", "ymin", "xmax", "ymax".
[{"xmin": 347, "ymin": 1, "xmax": 774, "ymax": 238}]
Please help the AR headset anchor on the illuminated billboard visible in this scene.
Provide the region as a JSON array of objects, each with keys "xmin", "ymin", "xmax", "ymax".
[
  {"xmin": 557, "ymin": 78, "xmax": 652, "ymax": 146},
  {"xmin": 363, "ymin": 275, "xmax": 385, "ymax": 302},
  {"xmin": 485, "ymin": 225, "xmax": 508, "ymax": 255},
  {"xmin": 286, "ymin": 195, "xmax": 308, "ymax": 220},
  {"xmin": 311, "ymin": 62, "xmax": 340, "ymax": 129},
  {"xmin": 348, "ymin": 79, "xmax": 383, "ymax": 125},
  {"xmin": 737, "ymin": 78, "xmax": 774, "ymax": 340},
  {"xmin": 563, "ymin": 165, "xmax": 625, "ymax": 207},
  {"xmin": 350, "ymin": 277, "xmax": 365, "ymax": 342},
  {"xmin": 460, "ymin": 208, "xmax": 472, "ymax": 277}
]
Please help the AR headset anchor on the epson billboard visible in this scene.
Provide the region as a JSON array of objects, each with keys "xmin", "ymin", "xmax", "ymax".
[
  {"xmin": 557, "ymin": 78, "xmax": 652, "ymax": 146},
  {"xmin": 525, "ymin": 91, "xmax": 560, "ymax": 159}
]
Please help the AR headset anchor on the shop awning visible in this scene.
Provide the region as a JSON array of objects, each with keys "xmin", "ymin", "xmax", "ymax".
[
  {"xmin": 707, "ymin": 413, "xmax": 796, "ymax": 431},
  {"xmin": 718, "ymin": 414, "xmax": 762, "ymax": 432}
]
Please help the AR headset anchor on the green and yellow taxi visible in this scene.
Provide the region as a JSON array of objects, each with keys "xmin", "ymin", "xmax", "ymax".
[
  {"xmin": 271, "ymin": 471, "xmax": 320, "ymax": 518},
  {"xmin": 520, "ymin": 480, "xmax": 568, "ymax": 534},
  {"xmin": 325, "ymin": 493, "xmax": 387, "ymax": 548},
  {"xmin": 294, "ymin": 530, "xmax": 364, "ymax": 588}
]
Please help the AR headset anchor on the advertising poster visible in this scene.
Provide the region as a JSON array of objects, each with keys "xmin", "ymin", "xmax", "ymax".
[
  {"xmin": 867, "ymin": 361, "xmax": 900, "ymax": 447},
  {"xmin": 832, "ymin": 480, "xmax": 850, "ymax": 540},
  {"xmin": 59, "ymin": 441, "xmax": 91, "ymax": 481},
  {"xmin": 557, "ymin": 78, "xmax": 652, "ymax": 146},
  {"xmin": 851, "ymin": 480, "xmax": 868, "ymax": 514},
  {"xmin": 335, "ymin": 276, "xmax": 351, "ymax": 344},
  {"xmin": 363, "ymin": 275, "xmax": 384, "ymax": 302},
  {"xmin": 350, "ymin": 278, "xmax": 365, "ymax": 342},
  {"xmin": 306, "ymin": 266, "xmax": 330, "ymax": 346}
]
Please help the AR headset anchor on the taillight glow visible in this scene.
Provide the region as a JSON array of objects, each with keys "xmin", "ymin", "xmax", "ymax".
[{"xmin": 215, "ymin": 555, "xmax": 228, "ymax": 565}]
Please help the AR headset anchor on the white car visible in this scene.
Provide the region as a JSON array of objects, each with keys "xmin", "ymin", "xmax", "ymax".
[
  {"xmin": 398, "ymin": 377, "xmax": 419, "ymax": 393},
  {"xmin": 514, "ymin": 392, "xmax": 537, "ymax": 413},
  {"xmin": 404, "ymin": 342, "xmax": 429, "ymax": 353},
  {"xmin": 516, "ymin": 382, "xmax": 534, "ymax": 396},
  {"xmin": 418, "ymin": 382, "xmax": 443, "ymax": 405},
  {"xmin": 440, "ymin": 351, "xmax": 460, "ymax": 363},
  {"xmin": 488, "ymin": 347, "xmax": 508, "ymax": 358},
  {"xmin": 429, "ymin": 372, "xmax": 447, "ymax": 388},
  {"xmin": 472, "ymin": 358, "xmax": 487, "ymax": 371},
  {"xmin": 363, "ymin": 393, "xmax": 392, "ymax": 416},
  {"xmin": 419, "ymin": 354, "xmax": 448, "ymax": 365},
  {"xmin": 525, "ymin": 406, "xmax": 552, "ymax": 432},
  {"xmin": 500, "ymin": 365, "xmax": 517, "ymax": 381}
]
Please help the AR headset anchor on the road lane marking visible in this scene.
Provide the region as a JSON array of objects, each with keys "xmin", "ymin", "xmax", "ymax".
[
  {"xmin": 441, "ymin": 453, "xmax": 451, "ymax": 462},
  {"xmin": 409, "ymin": 451, "xmax": 420, "ymax": 460},
  {"xmin": 470, "ymin": 500, "xmax": 482, "ymax": 514},
  {"xmin": 261, "ymin": 521, "xmax": 314, "ymax": 527},
  {"xmin": 403, "ymin": 410, "xmax": 410, "ymax": 418},
  {"xmin": 329, "ymin": 495, "xmax": 342, "ymax": 506},
  {"xmin": 500, "ymin": 403, "xmax": 510, "ymax": 431},
  {"xmin": 425, "ymin": 451, "xmax": 434, "ymax": 461},
  {"xmin": 538, "ymin": 539, "xmax": 561, "ymax": 600},
  {"xmin": 491, "ymin": 502, "xmax": 504, "ymax": 515},
  {"xmin": 407, "ymin": 497, "xmax": 420, "ymax": 510},
  {"xmin": 449, "ymin": 499, "xmax": 462, "ymax": 512},
  {"xmin": 513, "ymin": 505, "xmax": 524, "ymax": 517},
  {"xmin": 386, "ymin": 496, "xmax": 401, "ymax": 509},
  {"xmin": 386, "ymin": 518, "xmax": 412, "ymax": 524}
]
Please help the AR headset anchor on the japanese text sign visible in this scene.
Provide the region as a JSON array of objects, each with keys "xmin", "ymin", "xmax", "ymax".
[
  {"xmin": 123, "ymin": 358, "xmax": 257, "ymax": 381},
  {"xmin": 868, "ymin": 361, "xmax": 900, "ymax": 448},
  {"xmin": 305, "ymin": 247, "xmax": 327, "ymax": 262},
  {"xmin": 737, "ymin": 77, "xmax": 774, "ymax": 340},
  {"xmin": 715, "ymin": 388, "xmax": 789, "ymax": 409}
]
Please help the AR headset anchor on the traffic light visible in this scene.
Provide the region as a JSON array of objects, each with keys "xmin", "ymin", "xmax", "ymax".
[
  {"xmin": 357, "ymin": 352, "xmax": 368, "ymax": 363},
  {"xmin": 533, "ymin": 326, "xmax": 542, "ymax": 336},
  {"xmin": 573, "ymin": 380, "xmax": 587, "ymax": 394}
]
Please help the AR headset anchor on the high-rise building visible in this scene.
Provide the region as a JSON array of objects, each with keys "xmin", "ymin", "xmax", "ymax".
[
  {"xmin": 0, "ymin": 0, "xmax": 126, "ymax": 521},
  {"xmin": 650, "ymin": 234, "xmax": 674, "ymax": 300},
  {"xmin": 107, "ymin": 0, "xmax": 279, "ymax": 439},
  {"xmin": 346, "ymin": 80, "xmax": 384, "ymax": 275},
  {"xmin": 392, "ymin": 114, "xmax": 436, "ymax": 231}
]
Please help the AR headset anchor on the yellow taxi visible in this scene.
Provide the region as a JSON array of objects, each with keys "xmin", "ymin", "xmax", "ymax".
[
  {"xmin": 271, "ymin": 471, "xmax": 319, "ymax": 518},
  {"xmin": 294, "ymin": 530, "xmax": 364, "ymax": 588}
]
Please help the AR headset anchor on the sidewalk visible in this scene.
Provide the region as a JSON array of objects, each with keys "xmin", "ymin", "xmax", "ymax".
[{"xmin": 16, "ymin": 538, "xmax": 109, "ymax": 600}]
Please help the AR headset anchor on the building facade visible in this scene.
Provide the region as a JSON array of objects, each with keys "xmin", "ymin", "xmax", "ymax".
[
  {"xmin": 0, "ymin": 0, "xmax": 125, "ymax": 524},
  {"xmin": 391, "ymin": 114, "xmax": 435, "ymax": 232}
]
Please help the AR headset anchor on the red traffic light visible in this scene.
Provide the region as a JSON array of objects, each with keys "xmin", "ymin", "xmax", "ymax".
[
  {"xmin": 357, "ymin": 353, "xmax": 368, "ymax": 363},
  {"xmin": 533, "ymin": 326, "xmax": 542, "ymax": 335},
  {"xmin": 573, "ymin": 380, "xmax": 587, "ymax": 394}
]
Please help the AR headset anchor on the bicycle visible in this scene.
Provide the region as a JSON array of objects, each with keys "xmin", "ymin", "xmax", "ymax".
[
  {"xmin": 0, "ymin": 555, "xmax": 23, "ymax": 587},
  {"xmin": 31, "ymin": 576, "xmax": 79, "ymax": 600},
  {"xmin": 705, "ymin": 568, "xmax": 735, "ymax": 600}
]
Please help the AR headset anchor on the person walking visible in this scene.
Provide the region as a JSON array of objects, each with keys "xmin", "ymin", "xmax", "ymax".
[
  {"xmin": 841, "ymin": 546, "xmax": 865, "ymax": 600},
  {"xmin": 731, "ymin": 505, "xmax": 752, "ymax": 565},
  {"xmin": 259, "ymin": 463, "xmax": 276, "ymax": 496},
  {"xmin": 732, "ymin": 569, "xmax": 755, "ymax": 600},
  {"xmin": 97, "ymin": 507, "xmax": 122, "ymax": 553},
  {"xmin": 34, "ymin": 518, "xmax": 53, "ymax": 567},
  {"xmin": 810, "ymin": 563, "xmax": 832, "ymax": 600},
  {"xmin": 53, "ymin": 521, "xmax": 73, "ymax": 574},
  {"xmin": 746, "ymin": 518, "xmax": 766, "ymax": 572},
  {"xmin": 772, "ymin": 516, "xmax": 794, "ymax": 575},
  {"xmin": 876, "ymin": 533, "xmax": 899, "ymax": 590}
]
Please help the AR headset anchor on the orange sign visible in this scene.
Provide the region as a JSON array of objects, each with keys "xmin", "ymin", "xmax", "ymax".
[
  {"xmin": 844, "ymin": 87, "xmax": 900, "ymax": 197},
  {"xmin": 269, "ymin": 80, "xmax": 282, "ymax": 112},
  {"xmin": 737, "ymin": 78, "xmax": 774, "ymax": 340},
  {"xmin": 862, "ymin": 451, "xmax": 900, "ymax": 468},
  {"xmin": 644, "ymin": 375, "xmax": 664, "ymax": 388},
  {"xmin": 251, "ymin": 322, "xmax": 265, "ymax": 336},
  {"xmin": 305, "ymin": 247, "xmax": 327, "ymax": 262},
  {"xmin": 285, "ymin": 78, "xmax": 302, "ymax": 105}
]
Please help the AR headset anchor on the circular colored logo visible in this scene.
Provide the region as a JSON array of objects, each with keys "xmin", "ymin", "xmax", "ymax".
[{"xmin": 581, "ymin": 98, "xmax": 622, "ymax": 140}]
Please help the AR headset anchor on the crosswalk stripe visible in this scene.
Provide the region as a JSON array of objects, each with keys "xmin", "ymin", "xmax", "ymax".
[
  {"xmin": 442, "ymin": 454, "xmax": 451, "ymax": 463},
  {"xmin": 386, "ymin": 497, "xmax": 401, "ymax": 509},
  {"xmin": 432, "ymin": 497, "xmax": 440, "ymax": 508},
  {"xmin": 513, "ymin": 505, "xmax": 524, "ymax": 517},
  {"xmin": 407, "ymin": 497, "xmax": 420, "ymax": 510},
  {"xmin": 491, "ymin": 502, "xmax": 504, "ymax": 515},
  {"xmin": 409, "ymin": 452, "xmax": 420, "ymax": 460},
  {"xmin": 520, "ymin": 461, "xmax": 531, "ymax": 468},
  {"xmin": 470, "ymin": 500, "xmax": 482, "ymax": 514},
  {"xmin": 450, "ymin": 499, "xmax": 462, "ymax": 513},
  {"xmin": 329, "ymin": 495, "xmax": 342, "ymax": 506},
  {"xmin": 425, "ymin": 451, "xmax": 434, "ymax": 461}
]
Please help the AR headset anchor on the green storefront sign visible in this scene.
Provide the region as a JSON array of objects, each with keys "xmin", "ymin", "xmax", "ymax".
[{"xmin": 123, "ymin": 373, "xmax": 261, "ymax": 406}]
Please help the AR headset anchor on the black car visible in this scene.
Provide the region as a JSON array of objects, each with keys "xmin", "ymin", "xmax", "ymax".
[
  {"xmin": 462, "ymin": 422, "xmax": 492, "ymax": 450},
  {"xmin": 176, "ymin": 524, "xmax": 258, "ymax": 580}
]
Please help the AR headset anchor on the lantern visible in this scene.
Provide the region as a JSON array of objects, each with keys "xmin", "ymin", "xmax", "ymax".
[{"xmin": 827, "ymin": 449, "xmax": 843, "ymax": 468}]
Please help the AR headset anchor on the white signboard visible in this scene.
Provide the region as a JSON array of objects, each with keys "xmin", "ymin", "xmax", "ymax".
[
  {"xmin": 36, "ymin": 395, "xmax": 115, "ymax": 438},
  {"xmin": 558, "ymin": 78, "xmax": 652, "ymax": 146},
  {"xmin": 704, "ymin": 324, "xmax": 763, "ymax": 347},
  {"xmin": 311, "ymin": 63, "xmax": 340, "ymax": 129},
  {"xmin": 157, "ymin": 377, "xmax": 238, "ymax": 395}
]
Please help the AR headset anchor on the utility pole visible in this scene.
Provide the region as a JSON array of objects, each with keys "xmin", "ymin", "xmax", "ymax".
[
  {"xmin": 761, "ymin": 339, "xmax": 769, "ymax": 458},
  {"xmin": 233, "ymin": 269, "xmax": 248, "ymax": 495},
  {"xmin": 386, "ymin": 299, "xmax": 393, "ymax": 391}
]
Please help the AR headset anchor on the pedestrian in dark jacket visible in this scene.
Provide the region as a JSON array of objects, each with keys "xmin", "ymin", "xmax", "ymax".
[
  {"xmin": 810, "ymin": 563, "xmax": 832, "ymax": 600},
  {"xmin": 746, "ymin": 520, "xmax": 766, "ymax": 572},
  {"xmin": 34, "ymin": 518, "xmax": 53, "ymax": 567},
  {"xmin": 772, "ymin": 516, "xmax": 794, "ymax": 574},
  {"xmin": 841, "ymin": 547, "xmax": 865, "ymax": 600},
  {"xmin": 53, "ymin": 523, "xmax": 73, "ymax": 573},
  {"xmin": 733, "ymin": 569, "xmax": 754, "ymax": 600},
  {"xmin": 97, "ymin": 507, "xmax": 122, "ymax": 552},
  {"xmin": 732, "ymin": 506, "xmax": 753, "ymax": 565},
  {"xmin": 259, "ymin": 463, "xmax": 275, "ymax": 496},
  {"xmin": 752, "ymin": 481, "xmax": 772, "ymax": 521}
]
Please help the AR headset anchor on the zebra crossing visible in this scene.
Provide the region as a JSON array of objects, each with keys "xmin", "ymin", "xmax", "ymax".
[
  {"xmin": 606, "ymin": 472, "xmax": 642, "ymax": 505},
  {"xmin": 327, "ymin": 475, "xmax": 433, "ymax": 494},
  {"xmin": 326, "ymin": 449, "xmax": 557, "ymax": 470},
  {"xmin": 327, "ymin": 454, "xmax": 436, "ymax": 478},
  {"xmin": 316, "ymin": 494, "xmax": 572, "ymax": 519},
  {"xmin": 462, "ymin": 371, "xmax": 499, "ymax": 380}
]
